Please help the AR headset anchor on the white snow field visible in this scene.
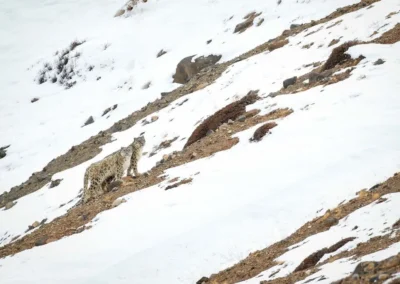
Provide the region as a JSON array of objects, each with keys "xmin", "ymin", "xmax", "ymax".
[{"xmin": 1, "ymin": 0, "xmax": 400, "ymax": 283}]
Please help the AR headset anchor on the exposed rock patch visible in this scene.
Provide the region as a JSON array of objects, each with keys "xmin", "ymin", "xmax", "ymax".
[
  {"xmin": 184, "ymin": 90, "xmax": 260, "ymax": 148},
  {"xmin": 173, "ymin": 54, "xmax": 222, "ymax": 84}
]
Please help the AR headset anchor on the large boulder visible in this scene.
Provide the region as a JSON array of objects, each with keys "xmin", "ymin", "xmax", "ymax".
[{"xmin": 173, "ymin": 54, "xmax": 221, "ymax": 84}]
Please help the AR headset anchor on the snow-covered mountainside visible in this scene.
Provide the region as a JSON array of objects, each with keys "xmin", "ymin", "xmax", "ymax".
[{"xmin": 1, "ymin": 0, "xmax": 400, "ymax": 283}]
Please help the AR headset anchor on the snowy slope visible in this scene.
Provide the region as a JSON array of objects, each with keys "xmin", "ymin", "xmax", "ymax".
[
  {"xmin": 1, "ymin": 0, "xmax": 400, "ymax": 283},
  {"xmin": 0, "ymin": 0, "xmax": 360, "ymax": 193}
]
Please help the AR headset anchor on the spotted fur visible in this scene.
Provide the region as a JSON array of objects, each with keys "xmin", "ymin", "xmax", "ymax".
[
  {"xmin": 128, "ymin": 136, "xmax": 146, "ymax": 177},
  {"xmin": 83, "ymin": 146, "xmax": 133, "ymax": 203}
]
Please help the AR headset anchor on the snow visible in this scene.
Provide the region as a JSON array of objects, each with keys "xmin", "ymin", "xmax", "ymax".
[
  {"xmin": 0, "ymin": 0, "xmax": 363, "ymax": 193},
  {"xmin": 242, "ymin": 193, "xmax": 400, "ymax": 283},
  {"xmin": 1, "ymin": 0, "xmax": 400, "ymax": 283}
]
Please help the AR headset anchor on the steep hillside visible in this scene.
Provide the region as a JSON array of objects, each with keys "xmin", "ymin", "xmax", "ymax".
[{"xmin": 1, "ymin": 0, "xmax": 400, "ymax": 283}]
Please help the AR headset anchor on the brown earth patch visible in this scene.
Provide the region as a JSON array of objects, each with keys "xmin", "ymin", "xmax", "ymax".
[
  {"xmin": 372, "ymin": 23, "xmax": 400, "ymax": 44},
  {"xmin": 184, "ymin": 90, "xmax": 260, "ymax": 148},
  {"xmin": 201, "ymin": 171, "xmax": 400, "ymax": 284},
  {"xmin": 321, "ymin": 41, "xmax": 359, "ymax": 71}
]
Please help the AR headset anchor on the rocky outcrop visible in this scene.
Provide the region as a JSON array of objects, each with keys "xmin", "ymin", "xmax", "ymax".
[{"xmin": 173, "ymin": 54, "xmax": 222, "ymax": 84}]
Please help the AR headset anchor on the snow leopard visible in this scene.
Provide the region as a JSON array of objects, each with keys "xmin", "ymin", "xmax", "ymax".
[
  {"xmin": 128, "ymin": 136, "xmax": 146, "ymax": 177},
  {"xmin": 82, "ymin": 146, "xmax": 133, "ymax": 203}
]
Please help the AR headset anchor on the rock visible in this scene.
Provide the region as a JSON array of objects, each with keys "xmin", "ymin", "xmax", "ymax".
[
  {"xmin": 83, "ymin": 116, "xmax": 94, "ymax": 127},
  {"xmin": 268, "ymin": 92, "xmax": 280, "ymax": 98},
  {"xmin": 234, "ymin": 12, "xmax": 261, "ymax": 33},
  {"xmin": 290, "ymin": 23, "xmax": 300, "ymax": 29},
  {"xmin": 206, "ymin": 39, "xmax": 212, "ymax": 44},
  {"xmin": 196, "ymin": 276, "xmax": 209, "ymax": 284},
  {"xmin": 4, "ymin": 201, "xmax": 16, "ymax": 210},
  {"xmin": 157, "ymin": 49, "xmax": 167, "ymax": 58},
  {"xmin": 228, "ymin": 119, "xmax": 234, "ymax": 125},
  {"xmin": 323, "ymin": 216, "xmax": 338, "ymax": 227},
  {"xmin": 373, "ymin": 58, "xmax": 385, "ymax": 65},
  {"xmin": 151, "ymin": 115, "xmax": 159, "ymax": 122},
  {"xmin": 114, "ymin": 9, "xmax": 125, "ymax": 17},
  {"xmin": 142, "ymin": 81, "xmax": 151, "ymax": 89},
  {"xmin": 308, "ymin": 72, "xmax": 326, "ymax": 83},
  {"xmin": 206, "ymin": 129, "xmax": 214, "ymax": 136},
  {"xmin": 172, "ymin": 54, "xmax": 222, "ymax": 84},
  {"xmin": 40, "ymin": 218, "xmax": 47, "ymax": 225},
  {"xmin": 35, "ymin": 236, "xmax": 48, "ymax": 246},
  {"xmin": 250, "ymin": 122, "xmax": 277, "ymax": 142},
  {"xmin": 143, "ymin": 172, "xmax": 150, "ymax": 177},
  {"xmin": 49, "ymin": 179, "xmax": 62, "ymax": 188},
  {"xmin": 237, "ymin": 115, "xmax": 246, "ymax": 122},
  {"xmin": 283, "ymin": 76, "xmax": 297, "ymax": 88},
  {"xmin": 112, "ymin": 198, "xmax": 127, "ymax": 208},
  {"xmin": 162, "ymin": 154, "xmax": 170, "ymax": 162},
  {"xmin": 31, "ymin": 97, "xmax": 39, "ymax": 103},
  {"xmin": 257, "ymin": 18, "xmax": 264, "ymax": 26},
  {"xmin": 97, "ymin": 76, "xmax": 101, "ymax": 81},
  {"xmin": 191, "ymin": 152, "xmax": 198, "ymax": 159},
  {"xmin": 102, "ymin": 104, "xmax": 118, "ymax": 117},
  {"xmin": 32, "ymin": 221, "xmax": 40, "ymax": 228},
  {"xmin": 353, "ymin": 261, "xmax": 378, "ymax": 275},
  {"xmin": 0, "ymin": 149, "xmax": 6, "ymax": 159}
]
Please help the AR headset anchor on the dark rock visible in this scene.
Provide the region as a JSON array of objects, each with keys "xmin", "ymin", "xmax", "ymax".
[
  {"xmin": 290, "ymin": 23, "xmax": 300, "ymax": 30},
  {"xmin": 0, "ymin": 149, "xmax": 6, "ymax": 159},
  {"xmin": 283, "ymin": 76, "xmax": 297, "ymax": 88},
  {"xmin": 157, "ymin": 49, "xmax": 167, "ymax": 58},
  {"xmin": 250, "ymin": 122, "xmax": 277, "ymax": 142},
  {"xmin": 49, "ymin": 179, "xmax": 62, "ymax": 188},
  {"xmin": 102, "ymin": 105, "xmax": 118, "ymax": 117},
  {"xmin": 196, "ymin": 276, "xmax": 209, "ymax": 284},
  {"xmin": 97, "ymin": 76, "xmax": 101, "ymax": 81},
  {"xmin": 206, "ymin": 39, "xmax": 212, "ymax": 44},
  {"xmin": 173, "ymin": 54, "xmax": 222, "ymax": 84},
  {"xmin": 323, "ymin": 217, "xmax": 338, "ymax": 227},
  {"xmin": 373, "ymin": 58, "xmax": 385, "ymax": 65},
  {"xmin": 268, "ymin": 92, "xmax": 280, "ymax": 98},
  {"xmin": 35, "ymin": 236, "xmax": 48, "ymax": 246},
  {"xmin": 83, "ymin": 116, "xmax": 94, "ymax": 127},
  {"xmin": 234, "ymin": 12, "xmax": 261, "ymax": 33},
  {"xmin": 237, "ymin": 115, "xmax": 246, "ymax": 122},
  {"xmin": 31, "ymin": 97, "xmax": 39, "ymax": 103}
]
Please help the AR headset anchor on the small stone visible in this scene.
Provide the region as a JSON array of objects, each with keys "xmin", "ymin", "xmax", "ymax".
[
  {"xmin": 352, "ymin": 225, "xmax": 359, "ymax": 230},
  {"xmin": 268, "ymin": 92, "xmax": 279, "ymax": 98},
  {"xmin": 373, "ymin": 58, "xmax": 385, "ymax": 65},
  {"xmin": 114, "ymin": 9, "xmax": 125, "ymax": 17},
  {"xmin": 112, "ymin": 198, "xmax": 127, "ymax": 208},
  {"xmin": 228, "ymin": 119, "xmax": 234, "ymax": 125},
  {"xmin": 196, "ymin": 276, "xmax": 209, "ymax": 284},
  {"xmin": 96, "ymin": 76, "xmax": 101, "ymax": 81},
  {"xmin": 49, "ymin": 179, "xmax": 62, "ymax": 188},
  {"xmin": 4, "ymin": 201, "xmax": 16, "ymax": 210},
  {"xmin": 31, "ymin": 97, "xmax": 39, "ymax": 103},
  {"xmin": 83, "ymin": 116, "xmax": 94, "ymax": 127},
  {"xmin": 323, "ymin": 217, "xmax": 338, "ymax": 227},
  {"xmin": 191, "ymin": 152, "xmax": 198, "ymax": 159},
  {"xmin": 162, "ymin": 154, "xmax": 170, "ymax": 162},
  {"xmin": 283, "ymin": 76, "xmax": 297, "ymax": 88},
  {"xmin": 157, "ymin": 49, "xmax": 167, "ymax": 58},
  {"xmin": 206, "ymin": 39, "xmax": 212, "ymax": 44},
  {"xmin": 35, "ymin": 236, "xmax": 48, "ymax": 246},
  {"xmin": 143, "ymin": 172, "xmax": 150, "ymax": 177},
  {"xmin": 206, "ymin": 129, "xmax": 214, "ymax": 136},
  {"xmin": 142, "ymin": 81, "xmax": 151, "ymax": 89},
  {"xmin": 151, "ymin": 115, "xmax": 159, "ymax": 122},
  {"xmin": 378, "ymin": 273, "xmax": 390, "ymax": 280},
  {"xmin": 237, "ymin": 115, "xmax": 246, "ymax": 122},
  {"xmin": 290, "ymin": 23, "xmax": 300, "ymax": 30},
  {"xmin": 0, "ymin": 149, "xmax": 6, "ymax": 159}
]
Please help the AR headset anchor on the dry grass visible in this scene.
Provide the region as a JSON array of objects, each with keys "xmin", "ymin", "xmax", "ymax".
[
  {"xmin": 184, "ymin": 91, "xmax": 260, "ymax": 148},
  {"xmin": 321, "ymin": 41, "xmax": 359, "ymax": 71}
]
